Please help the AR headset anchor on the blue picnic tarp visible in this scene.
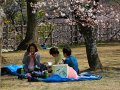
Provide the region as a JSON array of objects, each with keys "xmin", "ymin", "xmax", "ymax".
[
  {"xmin": 1, "ymin": 64, "xmax": 23, "ymax": 76},
  {"xmin": 32, "ymin": 72, "xmax": 102, "ymax": 82},
  {"xmin": 1, "ymin": 64, "xmax": 102, "ymax": 82}
]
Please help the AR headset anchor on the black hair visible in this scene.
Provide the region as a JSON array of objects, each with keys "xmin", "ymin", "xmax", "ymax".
[
  {"xmin": 63, "ymin": 47, "xmax": 71, "ymax": 56},
  {"xmin": 49, "ymin": 47, "xmax": 59, "ymax": 55},
  {"xmin": 27, "ymin": 43, "xmax": 38, "ymax": 52}
]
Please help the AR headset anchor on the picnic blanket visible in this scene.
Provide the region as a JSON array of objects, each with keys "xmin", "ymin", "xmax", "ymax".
[
  {"xmin": 1, "ymin": 64, "xmax": 102, "ymax": 82},
  {"xmin": 29, "ymin": 72, "xmax": 102, "ymax": 82},
  {"xmin": 1, "ymin": 64, "xmax": 23, "ymax": 76}
]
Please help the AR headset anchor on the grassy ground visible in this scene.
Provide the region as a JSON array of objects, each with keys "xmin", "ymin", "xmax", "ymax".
[{"xmin": 1, "ymin": 44, "xmax": 120, "ymax": 90}]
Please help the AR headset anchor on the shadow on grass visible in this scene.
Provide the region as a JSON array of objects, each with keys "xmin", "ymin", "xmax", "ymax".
[{"xmin": 81, "ymin": 66, "xmax": 120, "ymax": 72}]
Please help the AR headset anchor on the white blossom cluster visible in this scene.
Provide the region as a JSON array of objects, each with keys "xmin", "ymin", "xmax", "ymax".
[
  {"xmin": 98, "ymin": 4, "xmax": 120, "ymax": 23},
  {"xmin": 0, "ymin": 7, "xmax": 6, "ymax": 39},
  {"xmin": 0, "ymin": 8, "xmax": 6, "ymax": 22},
  {"xmin": 30, "ymin": 1, "xmax": 46, "ymax": 14},
  {"xmin": 30, "ymin": 0, "xmax": 119, "ymax": 27}
]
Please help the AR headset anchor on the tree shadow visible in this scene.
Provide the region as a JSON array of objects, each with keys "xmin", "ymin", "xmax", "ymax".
[{"xmin": 80, "ymin": 66, "xmax": 120, "ymax": 73}]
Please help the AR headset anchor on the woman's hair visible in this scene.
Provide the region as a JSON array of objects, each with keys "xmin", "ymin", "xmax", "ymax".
[
  {"xmin": 27, "ymin": 43, "xmax": 38, "ymax": 52},
  {"xmin": 63, "ymin": 47, "xmax": 71, "ymax": 56},
  {"xmin": 49, "ymin": 47, "xmax": 59, "ymax": 55}
]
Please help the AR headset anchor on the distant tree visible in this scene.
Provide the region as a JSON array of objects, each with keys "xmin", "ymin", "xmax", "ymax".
[
  {"xmin": 0, "ymin": 0, "xmax": 6, "ymax": 64},
  {"xmin": 17, "ymin": 0, "xmax": 38, "ymax": 50},
  {"xmin": 4, "ymin": 1, "xmax": 20, "ymax": 31},
  {"xmin": 4, "ymin": 0, "xmax": 27, "ymax": 41}
]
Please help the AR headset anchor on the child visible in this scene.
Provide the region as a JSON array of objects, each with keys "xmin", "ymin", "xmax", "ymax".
[
  {"xmin": 63, "ymin": 47, "xmax": 79, "ymax": 74},
  {"xmin": 49, "ymin": 47, "xmax": 64, "ymax": 65}
]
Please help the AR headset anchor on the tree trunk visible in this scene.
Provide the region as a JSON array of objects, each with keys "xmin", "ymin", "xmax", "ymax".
[
  {"xmin": 74, "ymin": 25, "xmax": 79, "ymax": 44},
  {"xmin": 80, "ymin": 26, "xmax": 102, "ymax": 70},
  {"xmin": 0, "ymin": 21, "xmax": 2, "ymax": 57},
  {"xmin": 0, "ymin": 28, "xmax": 2, "ymax": 66},
  {"xmin": 17, "ymin": 0, "xmax": 38, "ymax": 50},
  {"xmin": 19, "ymin": 0, "xmax": 26, "ymax": 40},
  {"xmin": 0, "ymin": 6, "xmax": 4, "ymax": 67}
]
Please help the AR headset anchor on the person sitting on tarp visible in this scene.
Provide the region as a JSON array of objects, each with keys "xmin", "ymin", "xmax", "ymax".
[
  {"xmin": 22, "ymin": 43, "xmax": 47, "ymax": 74},
  {"xmin": 62, "ymin": 47, "xmax": 80, "ymax": 74},
  {"xmin": 49, "ymin": 47, "xmax": 64, "ymax": 65}
]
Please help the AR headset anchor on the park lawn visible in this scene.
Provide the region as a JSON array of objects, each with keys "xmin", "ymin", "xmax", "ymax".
[{"xmin": 1, "ymin": 44, "xmax": 120, "ymax": 90}]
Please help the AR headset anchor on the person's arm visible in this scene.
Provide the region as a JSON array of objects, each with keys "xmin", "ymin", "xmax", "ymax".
[
  {"xmin": 55, "ymin": 53, "xmax": 64, "ymax": 64},
  {"xmin": 64, "ymin": 58, "xmax": 70, "ymax": 65},
  {"xmin": 22, "ymin": 52, "xmax": 28, "ymax": 64},
  {"xmin": 53, "ymin": 55, "xmax": 58, "ymax": 65},
  {"xmin": 22, "ymin": 52, "xmax": 29, "ymax": 73},
  {"xmin": 35, "ymin": 52, "xmax": 41, "ymax": 64},
  {"xmin": 58, "ymin": 53, "xmax": 65, "ymax": 64}
]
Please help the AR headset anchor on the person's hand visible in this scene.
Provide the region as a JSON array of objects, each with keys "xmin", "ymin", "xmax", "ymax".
[
  {"xmin": 31, "ymin": 52, "xmax": 35, "ymax": 57},
  {"xmin": 28, "ymin": 52, "xmax": 35, "ymax": 57}
]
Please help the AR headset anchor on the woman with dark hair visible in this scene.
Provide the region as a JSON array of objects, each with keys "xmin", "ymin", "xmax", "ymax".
[
  {"xmin": 22, "ymin": 43, "xmax": 41, "ymax": 73},
  {"xmin": 49, "ymin": 47, "xmax": 64, "ymax": 64},
  {"xmin": 27, "ymin": 43, "xmax": 38, "ymax": 53}
]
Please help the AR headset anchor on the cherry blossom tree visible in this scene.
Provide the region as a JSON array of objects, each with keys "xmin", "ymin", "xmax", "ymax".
[
  {"xmin": 16, "ymin": 0, "xmax": 119, "ymax": 70},
  {"xmin": 36, "ymin": 0, "xmax": 102, "ymax": 70}
]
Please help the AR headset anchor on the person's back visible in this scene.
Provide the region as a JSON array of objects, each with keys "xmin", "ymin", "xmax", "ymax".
[
  {"xmin": 63, "ymin": 47, "xmax": 79, "ymax": 74},
  {"xmin": 64, "ymin": 55, "xmax": 79, "ymax": 73}
]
